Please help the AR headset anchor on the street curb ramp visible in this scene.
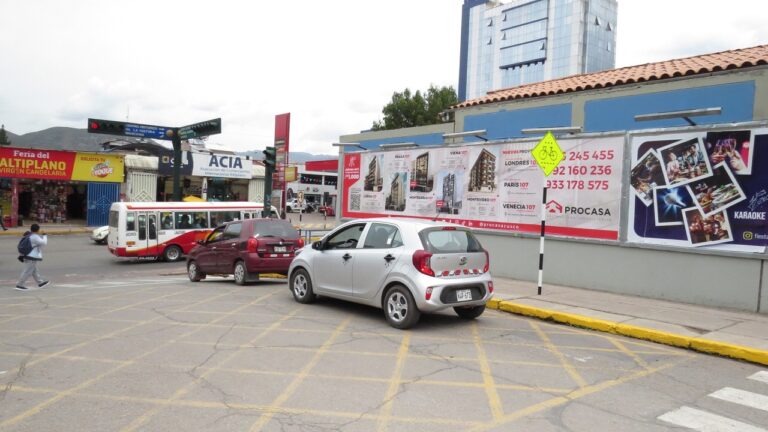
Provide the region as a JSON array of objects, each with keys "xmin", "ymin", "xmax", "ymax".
[{"xmin": 487, "ymin": 298, "xmax": 768, "ymax": 366}]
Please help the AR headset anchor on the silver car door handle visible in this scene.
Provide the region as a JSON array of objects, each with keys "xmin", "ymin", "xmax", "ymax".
[
  {"xmin": 342, "ymin": 253, "xmax": 352, "ymax": 261},
  {"xmin": 384, "ymin": 254, "xmax": 395, "ymax": 263}
]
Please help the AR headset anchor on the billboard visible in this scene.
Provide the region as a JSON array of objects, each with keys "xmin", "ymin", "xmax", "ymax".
[
  {"xmin": 273, "ymin": 113, "xmax": 291, "ymax": 209},
  {"xmin": 628, "ymin": 127, "xmax": 768, "ymax": 253},
  {"xmin": 0, "ymin": 147, "xmax": 124, "ymax": 183},
  {"xmin": 342, "ymin": 135, "xmax": 624, "ymax": 240},
  {"xmin": 158, "ymin": 152, "xmax": 251, "ymax": 179}
]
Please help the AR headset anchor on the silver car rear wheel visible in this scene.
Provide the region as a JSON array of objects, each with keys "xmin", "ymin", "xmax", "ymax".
[{"xmin": 384, "ymin": 285, "xmax": 420, "ymax": 329}]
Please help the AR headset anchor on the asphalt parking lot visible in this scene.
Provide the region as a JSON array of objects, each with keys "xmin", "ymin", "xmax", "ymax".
[{"xmin": 0, "ymin": 276, "xmax": 697, "ymax": 431}]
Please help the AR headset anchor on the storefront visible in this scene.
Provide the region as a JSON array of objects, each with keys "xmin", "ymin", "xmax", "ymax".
[
  {"xmin": 0, "ymin": 147, "xmax": 124, "ymax": 226},
  {"xmin": 157, "ymin": 151, "xmax": 261, "ymax": 202}
]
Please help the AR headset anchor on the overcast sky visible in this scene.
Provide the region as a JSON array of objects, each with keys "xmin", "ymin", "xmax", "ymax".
[{"xmin": 1, "ymin": 0, "xmax": 767, "ymax": 155}]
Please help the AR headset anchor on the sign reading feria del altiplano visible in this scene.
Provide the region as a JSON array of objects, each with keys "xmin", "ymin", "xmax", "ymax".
[{"xmin": 531, "ymin": 131, "xmax": 565, "ymax": 176}]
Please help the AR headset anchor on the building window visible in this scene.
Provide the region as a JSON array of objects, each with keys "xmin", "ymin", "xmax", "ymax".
[
  {"xmin": 487, "ymin": 18, "xmax": 493, "ymax": 27},
  {"xmin": 487, "ymin": 37, "xmax": 493, "ymax": 45},
  {"xmin": 594, "ymin": 16, "xmax": 602, "ymax": 26},
  {"xmin": 607, "ymin": 22, "xmax": 613, "ymax": 31}
]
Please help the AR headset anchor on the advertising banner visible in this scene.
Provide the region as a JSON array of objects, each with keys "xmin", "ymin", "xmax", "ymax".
[
  {"xmin": 627, "ymin": 127, "xmax": 768, "ymax": 253},
  {"xmin": 190, "ymin": 153, "xmax": 251, "ymax": 179},
  {"xmin": 158, "ymin": 151, "xmax": 250, "ymax": 179},
  {"xmin": 342, "ymin": 135, "xmax": 624, "ymax": 240},
  {"xmin": 0, "ymin": 147, "xmax": 124, "ymax": 183}
]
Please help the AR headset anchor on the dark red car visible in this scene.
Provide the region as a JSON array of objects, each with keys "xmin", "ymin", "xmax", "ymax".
[
  {"xmin": 318, "ymin": 205, "xmax": 335, "ymax": 216},
  {"xmin": 186, "ymin": 218, "xmax": 303, "ymax": 285}
]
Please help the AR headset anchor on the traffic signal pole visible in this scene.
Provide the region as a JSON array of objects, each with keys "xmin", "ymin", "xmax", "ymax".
[
  {"xmin": 87, "ymin": 118, "xmax": 221, "ymax": 203},
  {"xmin": 172, "ymin": 130, "xmax": 182, "ymax": 201},
  {"xmin": 262, "ymin": 146, "xmax": 276, "ymax": 218},
  {"xmin": 263, "ymin": 164, "xmax": 273, "ymax": 218}
]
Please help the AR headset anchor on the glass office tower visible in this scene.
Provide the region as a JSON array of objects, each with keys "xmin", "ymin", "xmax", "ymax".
[{"xmin": 458, "ymin": 0, "xmax": 617, "ymax": 101}]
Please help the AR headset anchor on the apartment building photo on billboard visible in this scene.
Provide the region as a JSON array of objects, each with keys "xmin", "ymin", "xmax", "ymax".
[
  {"xmin": 468, "ymin": 149, "xmax": 497, "ymax": 192},
  {"xmin": 385, "ymin": 173, "xmax": 407, "ymax": 211},
  {"xmin": 439, "ymin": 172, "xmax": 462, "ymax": 214},
  {"xmin": 410, "ymin": 152, "xmax": 433, "ymax": 192},
  {"xmin": 364, "ymin": 156, "xmax": 383, "ymax": 192}
]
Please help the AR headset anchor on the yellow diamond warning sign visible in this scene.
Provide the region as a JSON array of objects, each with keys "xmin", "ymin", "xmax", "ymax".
[{"xmin": 531, "ymin": 132, "xmax": 565, "ymax": 177}]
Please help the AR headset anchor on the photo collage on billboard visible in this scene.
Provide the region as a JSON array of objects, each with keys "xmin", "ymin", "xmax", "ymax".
[{"xmin": 628, "ymin": 128, "xmax": 766, "ymax": 252}]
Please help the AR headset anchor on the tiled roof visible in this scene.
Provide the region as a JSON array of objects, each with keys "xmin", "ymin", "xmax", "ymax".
[{"xmin": 455, "ymin": 44, "xmax": 768, "ymax": 108}]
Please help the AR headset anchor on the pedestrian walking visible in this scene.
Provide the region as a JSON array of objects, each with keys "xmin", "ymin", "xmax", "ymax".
[{"xmin": 16, "ymin": 224, "xmax": 50, "ymax": 291}]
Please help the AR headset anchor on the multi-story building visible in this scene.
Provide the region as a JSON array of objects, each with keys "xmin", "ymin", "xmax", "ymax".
[
  {"xmin": 386, "ymin": 174, "xmax": 406, "ymax": 211},
  {"xmin": 468, "ymin": 149, "xmax": 496, "ymax": 192},
  {"xmin": 458, "ymin": 0, "xmax": 617, "ymax": 101},
  {"xmin": 440, "ymin": 173, "xmax": 461, "ymax": 214},
  {"xmin": 364, "ymin": 157, "xmax": 382, "ymax": 192},
  {"xmin": 410, "ymin": 152, "xmax": 433, "ymax": 192}
]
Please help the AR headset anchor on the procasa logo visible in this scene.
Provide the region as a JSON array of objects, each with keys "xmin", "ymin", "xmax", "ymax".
[
  {"xmin": 347, "ymin": 154, "xmax": 359, "ymax": 168},
  {"xmin": 546, "ymin": 200, "xmax": 563, "ymax": 213},
  {"xmin": 565, "ymin": 206, "xmax": 612, "ymax": 216}
]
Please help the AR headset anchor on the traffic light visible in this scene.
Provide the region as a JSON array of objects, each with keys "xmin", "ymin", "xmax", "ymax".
[
  {"xmin": 87, "ymin": 118, "xmax": 126, "ymax": 136},
  {"xmin": 263, "ymin": 146, "xmax": 276, "ymax": 171},
  {"xmin": 178, "ymin": 118, "xmax": 222, "ymax": 140}
]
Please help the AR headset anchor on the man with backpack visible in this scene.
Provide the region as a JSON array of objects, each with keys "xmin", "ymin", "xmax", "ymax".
[{"xmin": 16, "ymin": 224, "xmax": 50, "ymax": 291}]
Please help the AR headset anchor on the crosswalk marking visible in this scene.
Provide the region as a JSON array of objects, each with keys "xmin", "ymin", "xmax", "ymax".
[
  {"xmin": 710, "ymin": 387, "xmax": 768, "ymax": 412},
  {"xmin": 55, "ymin": 284, "xmax": 87, "ymax": 288},
  {"xmin": 658, "ymin": 406, "xmax": 767, "ymax": 432},
  {"xmin": 749, "ymin": 371, "xmax": 768, "ymax": 385}
]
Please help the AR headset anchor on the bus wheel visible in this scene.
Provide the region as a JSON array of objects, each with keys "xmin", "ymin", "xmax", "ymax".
[{"xmin": 163, "ymin": 245, "xmax": 182, "ymax": 262}]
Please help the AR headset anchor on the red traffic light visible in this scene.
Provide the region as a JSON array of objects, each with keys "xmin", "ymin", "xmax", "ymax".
[{"xmin": 89, "ymin": 121, "xmax": 100, "ymax": 130}]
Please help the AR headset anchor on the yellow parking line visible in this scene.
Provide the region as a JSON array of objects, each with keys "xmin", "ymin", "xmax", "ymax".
[
  {"xmin": 468, "ymin": 357, "xmax": 687, "ymax": 431},
  {"xmin": 0, "ymin": 290, "xmax": 273, "ymax": 429},
  {"xmin": 608, "ymin": 338, "xmax": 651, "ymax": 370},
  {"xmin": 472, "ymin": 323, "xmax": 505, "ymax": 421},
  {"xmin": 377, "ymin": 332, "xmax": 411, "ymax": 432},
  {"xmin": 529, "ymin": 321, "xmax": 588, "ymax": 388},
  {"xmin": 7, "ymin": 385, "xmax": 483, "ymax": 428},
  {"xmin": 119, "ymin": 307, "xmax": 301, "ymax": 432},
  {"xmin": 249, "ymin": 317, "xmax": 353, "ymax": 432}
]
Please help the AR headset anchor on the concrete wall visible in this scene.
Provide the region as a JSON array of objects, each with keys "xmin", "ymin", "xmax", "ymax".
[{"xmin": 477, "ymin": 233, "xmax": 766, "ymax": 313}]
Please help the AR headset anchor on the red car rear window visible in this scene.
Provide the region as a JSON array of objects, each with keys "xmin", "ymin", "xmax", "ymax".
[{"xmin": 254, "ymin": 221, "xmax": 299, "ymax": 239}]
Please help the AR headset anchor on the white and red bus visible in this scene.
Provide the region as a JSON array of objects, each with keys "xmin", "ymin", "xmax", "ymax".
[{"xmin": 107, "ymin": 202, "xmax": 278, "ymax": 261}]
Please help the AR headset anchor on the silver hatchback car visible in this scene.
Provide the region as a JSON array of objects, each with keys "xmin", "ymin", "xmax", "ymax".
[{"xmin": 288, "ymin": 218, "xmax": 494, "ymax": 329}]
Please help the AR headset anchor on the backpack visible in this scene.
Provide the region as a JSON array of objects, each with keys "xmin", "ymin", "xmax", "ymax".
[{"xmin": 17, "ymin": 235, "xmax": 33, "ymax": 256}]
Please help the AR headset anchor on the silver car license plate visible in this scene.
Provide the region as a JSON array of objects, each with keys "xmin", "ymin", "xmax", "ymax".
[
  {"xmin": 456, "ymin": 289, "xmax": 472, "ymax": 302},
  {"xmin": 274, "ymin": 246, "xmax": 287, "ymax": 253}
]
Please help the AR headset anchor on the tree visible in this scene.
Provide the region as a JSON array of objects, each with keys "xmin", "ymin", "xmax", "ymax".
[
  {"xmin": 0, "ymin": 125, "xmax": 10, "ymax": 146},
  {"xmin": 371, "ymin": 85, "xmax": 458, "ymax": 131}
]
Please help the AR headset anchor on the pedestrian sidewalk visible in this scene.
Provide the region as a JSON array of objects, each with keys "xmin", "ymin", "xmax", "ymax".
[
  {"xmin": 0, "ymin": 222, "xmax": 92, "ymax": 236},
  {"xmin": 490, "ymin": 277, "xmax": 768, "ymax": 365}
]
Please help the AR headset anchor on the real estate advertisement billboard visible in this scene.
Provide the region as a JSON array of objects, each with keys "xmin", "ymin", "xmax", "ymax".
[{"xmin": 342, "ymin": 135, "xmax": 625, "ymax": 240}]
